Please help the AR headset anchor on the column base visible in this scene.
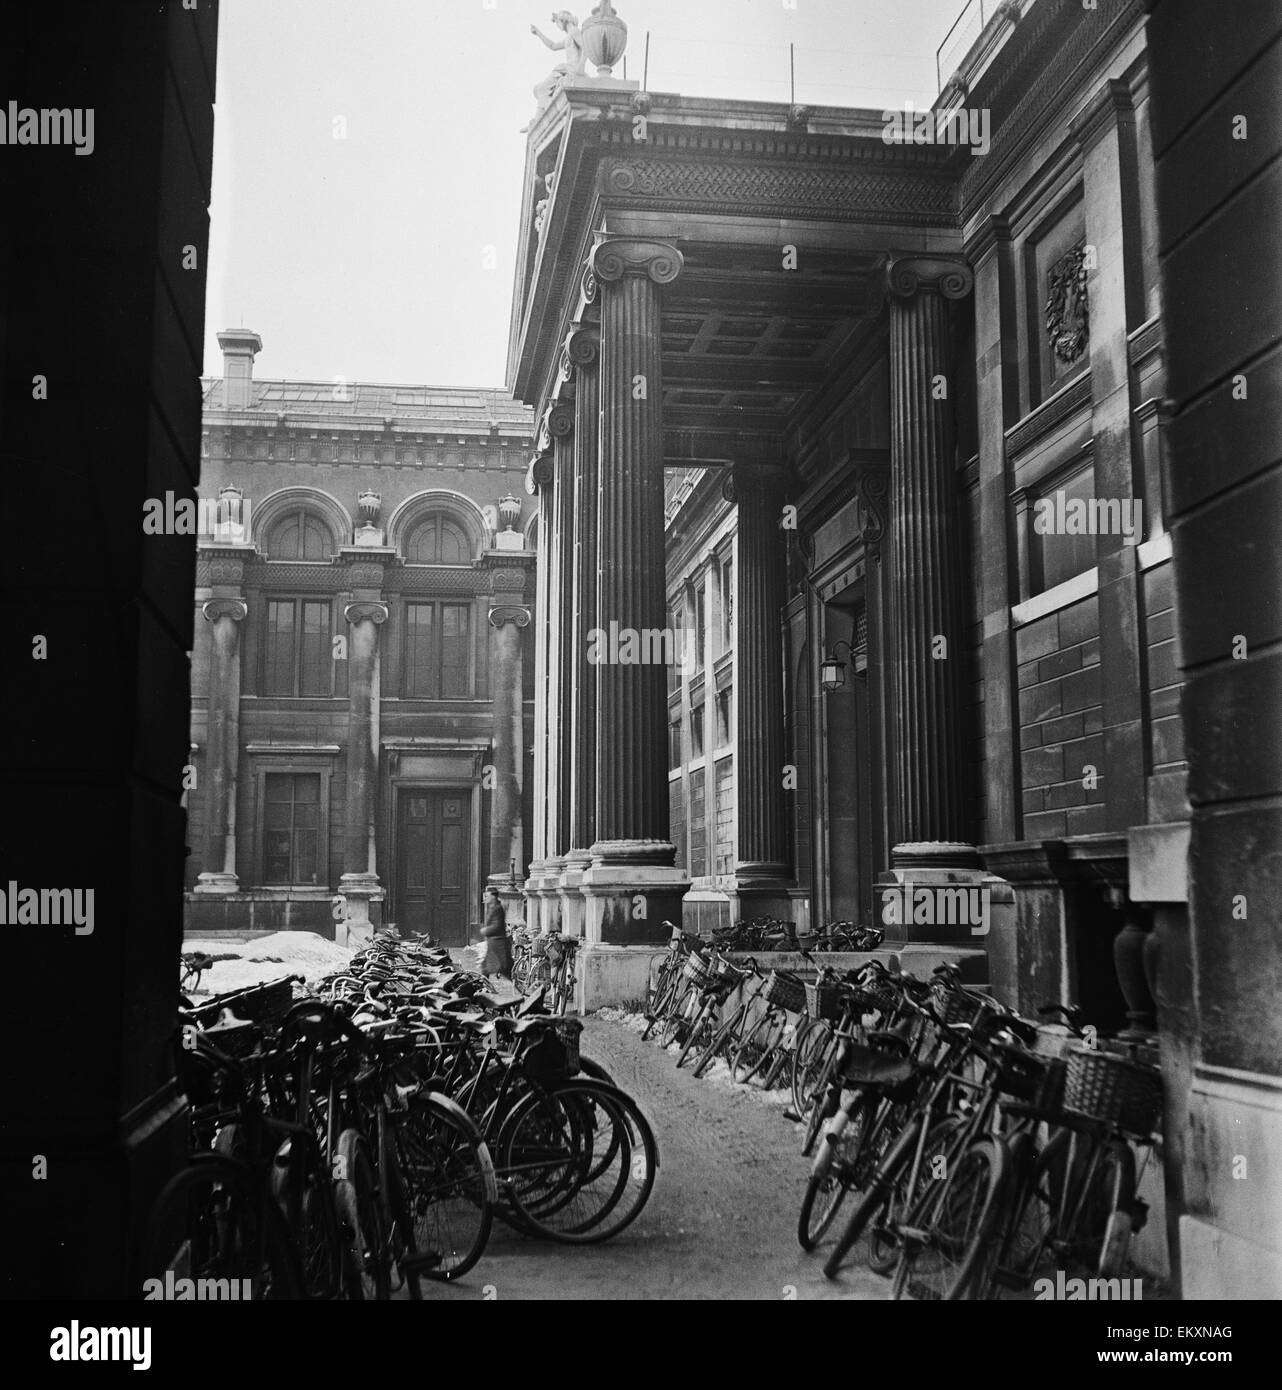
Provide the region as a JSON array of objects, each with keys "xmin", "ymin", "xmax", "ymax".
[
  {"xmin": 731, "ymin": 867, "xmax": 795, "ymax": 922},
  {"xmin": 557, "ymin": 851, "xmax": 592, "ymax": 939},
  {"xmin": 580, "ymin": 857, "xmax": 689, "ymax": 945},
  {"xmin": 523, "ymin": 858, "xmax": 565, "ymax": 935},
  {"xmin": 489, "ymin": 882, "xmax": 527, "ymax": 929},
  {"xmin": 337, "ymin": 875, "xmax": 384, "ymax": 948},
  {"xmin": 575, "ymin": 941, "xmax": 672, "ymax": 1011},
  {"xmin": 877, "ymin": 844, "xmax": 1007, "ymax": 947},
  {"xmin": 193, "ymin": 871, "xmax": 240, "ymax": 895}
]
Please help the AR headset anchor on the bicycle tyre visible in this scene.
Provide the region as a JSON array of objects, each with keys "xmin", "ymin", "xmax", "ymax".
[
  {"xmin": 732, "ymin": 1010, "xmax": 784, "ymax": 1085},
  {"xmin": 891, "ymin": 1135, "xmax": 1010, "ymax": 1301},
  {"xmin": 692, "ymin": 1007, "xmax": 743, "ymax": 1079},
  {"xmin": 497, "ymin": 1080, "xmax": 658, "ymax": 1244},
  {"xmin": 676, "ymin": 997, "xmax": 716, "ymax": 1069},
  {"xmin": 822, "ymin": 1113, "xmax": 921, "ymax": 1278},
  {"xmin": 798, "ymin": 1093, "xmax": 871, "ymax": 1251},
  {"xmin": 334, "ymin": 1129, "xmax": 388, "ymax": 1301},
  {"xmin": 790, "ymin": 1018, "xmax": 834, "ymax": 1118},
  {"xmin": 141, "ymin": 1153, "xmax": 303, "ymax": 1300}
]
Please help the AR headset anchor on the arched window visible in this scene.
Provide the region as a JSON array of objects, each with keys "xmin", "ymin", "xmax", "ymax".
[
  {"xmin": 407, "ymin": 514, "xmax": 469, "ymax": 564},
  {"xmin": 267, "ymin": 509, "xmax": 330, "ymax": 561}
]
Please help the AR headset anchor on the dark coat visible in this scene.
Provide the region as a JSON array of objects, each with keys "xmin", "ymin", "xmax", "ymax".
[{"xmin": 480, "ymin": 898, "xmax": 512, "ymax": 976}]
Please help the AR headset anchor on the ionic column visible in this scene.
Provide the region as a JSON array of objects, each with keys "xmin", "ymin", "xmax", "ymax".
[
  {"xmin": 725, "ymin": 465, "xmax": 792, "ymax": 916},
  {"xmin": 548, "ymin": 401, "xmax": 577, "ymax": 863},
  {"xmin": 886, "ymin": 255, "xmax": 976, "ymax": 860},
  {"xmin": 526, "ymin": 449, "xmax": 554, "ymax": 876},
  {"xmin": 194, "ymin": 597, "xmax": 247, "ymax": 893},
  {"xmin": 579, "ymin": 237, "xmax": 690, "ymax": 946},
  {"xmin": 488, "ymin": 605, "xmax": 531, "ymax": 885},
  {"xmin": 339, "ymin": 598, "xmax": 388, "ymax": 939},
  {"xmin": 566, "ymin": 324, "xmax": 601, "ymax": 858}
]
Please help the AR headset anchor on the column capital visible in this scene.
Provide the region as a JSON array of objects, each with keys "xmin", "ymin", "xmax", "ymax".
[
  {"xmin": 887, "ymin": 254, "xmax": 975, "ymax": 301},
  {"xmin": 489, "ymin": 605, "xmax": 532, "ymax": 630},
  {"xmin": 538, "ymin": 400, "xmax": 576, "ymax": 450},
  {"xmin": 344, "ymin": 600, "xmax": 388, "ymax": 626},
  {"xmin": 202, "ymin": 598, "xmax": 247, "ymax": 623},
  {"xmin": 565, "ymin": 324, "xmax": 601, "ymax": 369},
  {"xmin": 526, "ymin": 451, "xmax": 555, "ymax": 494},
  {"xmin": 590, "ymin": 238, "xmax": 685, "ymax": 288},
  {"xmin": 721, "ymin": 462, "xmax": 791, "ymax": 505}
]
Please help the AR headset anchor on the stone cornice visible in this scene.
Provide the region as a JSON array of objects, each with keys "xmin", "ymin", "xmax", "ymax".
[
  {"xmin": 1004, "ymin": 372, "xmax": 1092, "ymax": 457},
  {"xmin": 887, "ymin": 254, "xmax": 975, "ymax": 300},
  {"xmin": 1068, "ymin": 76, "xmax": 1136, "ymax": 151},
  {"xmin": 488, "ymin": 605, "xmax": 532, "ymax": 630},
  {"xmin": 202, "ymin": 598, "xmax": 247, "ymax": 623},
  {"xmin": 589, "ymin": 237, "xmax": 685, "ymax": 287},
  {"xmin": 964, "ymin": 214, "xmax": 1013, "ymax": 264}
]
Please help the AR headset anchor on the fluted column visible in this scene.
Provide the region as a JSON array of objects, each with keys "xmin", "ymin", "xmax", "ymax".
[
  {"xmin": 567, "ymin": 324, "xmax": 601, "ymax": 857},
  {"xmin": 886, "ymin": 255, "xmax": 975, "ymax": 862},
  {"xmin": 590, "ymin": 238, "xmax": 682, "ymax": 859},
  {"xmin": 527, "ymin": 449, "xmax": 554, "ymax": 875},
  {"xmin": 726, "ymin": 465, "xmax": 791, "ymax": 911},
  {"xmin": 339, "ymin": 598, "xmax": 387, "ymax": 938},
  {"xmin": 488, "ymin": 605, "xmax": 530, "ymax": 884},
  {"xmin": 548, "ymin": 401, "xmax": 577, "ymax": 862},
  {"xmin": 579, "ymin": 237, "xmax": 690, "ymax": 945},
  {"xmin": 194, "ymin": 597, "xmax": 247, "ymax": 893}
]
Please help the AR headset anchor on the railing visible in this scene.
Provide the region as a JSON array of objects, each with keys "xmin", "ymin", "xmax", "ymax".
[{"xmin": 936, "ymin": 0, "xmax": 989, "ymax": 93}]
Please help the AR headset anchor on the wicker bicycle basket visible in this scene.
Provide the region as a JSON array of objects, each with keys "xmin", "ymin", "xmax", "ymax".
[
  {"xmin": 189, "ymin": 977, "xmax": 298, "ymax": 1033},
  {"xmin": 553, "ymin": 1018, "xmax": 582, "ymax": 1074},
  {"xmin": 681, "ymin": 951, "xmax": 716, "ymax": 988},
  {"xmin": 529, "ymin": 934, "xmax": 548, "ymax": 959},
  {"xmin": 990, "ymin": 1040, "xmax": 1050, "ymax": 1101},
  {"xmin": 763, "ymin": 970, "xmax": 807, "ymax": 1013},
  {"xmin": 862, "ymin": 979, "xmax": 901, "ymax": 1015},
  {"xmin": 1063, "ymin": 1046, "xmax": 1163, "ymax": 1136},
  {"xmin": 938, "ymin": 988, "xmax": 985, "ymax": 1027},
  {"xmin": 804, "ymin": 979, "xmax": 846, "ymax": 1022}
]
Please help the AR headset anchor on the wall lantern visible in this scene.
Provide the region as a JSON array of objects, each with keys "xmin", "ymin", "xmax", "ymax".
[{"xmin": 820, "ymin": 639, "xmax": 858, "ymax": 693}]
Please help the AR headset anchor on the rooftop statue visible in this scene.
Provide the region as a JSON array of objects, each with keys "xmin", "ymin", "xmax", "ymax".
[{"xmin": 523, "ymin": 12, "xmax": 587, "ymax": 130}]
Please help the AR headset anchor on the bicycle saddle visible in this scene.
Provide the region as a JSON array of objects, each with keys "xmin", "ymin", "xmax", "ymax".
[{"xmin": 839, "ymin": 1044, "xmax": 916, "ymax": 1087}]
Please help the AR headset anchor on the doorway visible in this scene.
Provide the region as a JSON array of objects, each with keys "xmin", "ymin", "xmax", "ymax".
[{"xmin": 395, "ymin": 788, "xmax": 470, "ymax": 944}]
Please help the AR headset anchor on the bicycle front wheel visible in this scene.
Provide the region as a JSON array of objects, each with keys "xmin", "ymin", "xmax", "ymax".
[{"xmin": 798, "ymin": 1093, "xmax": 870, "ymax": 1251}]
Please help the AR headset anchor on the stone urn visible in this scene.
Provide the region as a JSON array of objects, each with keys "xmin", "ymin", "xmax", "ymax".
[
  {"xmin": 357, "ymin": 489, "xmax": 381, "ymax": 524},
  {"xmin": 582, "ymin": 1, "xmax": 628, "ymax": 77},
  {"xmin": 498, "ymin": 492, "xmax": 521, "ymax": 532}
]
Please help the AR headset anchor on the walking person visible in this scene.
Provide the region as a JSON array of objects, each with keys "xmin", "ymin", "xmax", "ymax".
[{"xmin": 479, "ymin": 885, "xmax": 513, "ymax": 980}]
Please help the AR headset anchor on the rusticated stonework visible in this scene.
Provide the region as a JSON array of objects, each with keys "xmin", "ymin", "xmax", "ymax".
[{"xmin": 600, "ymin": 157, "xmax": 956, "ymax": 225}]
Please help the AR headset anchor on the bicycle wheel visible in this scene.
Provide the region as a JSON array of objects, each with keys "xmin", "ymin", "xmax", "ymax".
[
  {"xmin": 271, "ymin": 1137, "xmax": 347, "ymax": 1299},
  {"xmin": 891, "ymin": 1135, "xmax": 1010, "ymax": 1301},
  {"xmin": 692, "ymin": 1007, "xmax": 744, "ymax": 1079},
  {"xmin": 381, "ymin": 1133, "xmax": 424, "ymax": 1301},
  {"xmin": 334, "ymin": 1130, "xmax": 389, "ymax": 1301},
  {"xmin": 141, "ymin": 1155, "xmax": 303, "ymax": 1300},
  {"xmin": 676, "ymin": 997, "xmax": 716, "ymax": 1069},
  {"xmin": 866, "ymin": 1114, "xmax": 961, "ymax": 1277},
  {"xmin": 790, "ymin": 1018, "xmax": 834, "ymax": 1118},
  {"xmin": 498, "ymin": 1080, "xmax": 658, "ymax": 1244},
  {"xmin": 640, "ymin": 966, "xmax": 679, "ymax": 1039},
  {"xmin": 732, "ymin": 1009, "xmax": 785, "ymax": 1085},
  {"xmin": 798, "ymin": 1092, "xmax": 871, "ymax": 1251},
  {"xmin": 823, "ymin": 1113, "xmax": 922, "ymax": 1278},
  {"xmin": 395, "ymin": 1093, "xmax": 496, "ymax": 1281},
  {"xmin": 657, "ymin": 980, "xmax": 696, "ymax": 1049}
]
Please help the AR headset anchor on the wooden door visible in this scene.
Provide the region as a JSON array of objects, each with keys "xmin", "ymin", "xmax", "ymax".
[{"xmin": 396, "ymin": 789, "xmax": 469, "ymax": 944}]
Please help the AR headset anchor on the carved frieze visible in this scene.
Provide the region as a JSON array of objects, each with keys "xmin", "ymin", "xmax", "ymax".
[{"xmin": 600, "ymin": 158, "xmax": 956, "ymax": 226}]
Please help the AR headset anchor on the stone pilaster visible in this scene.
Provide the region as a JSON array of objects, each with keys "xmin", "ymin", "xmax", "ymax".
[
  {"xmin": 524, "ymin": 448, "xmax": 558, "ymax": 932},
  {"xmin": 194, "ymin": 596, "xmax": 247, "ymax": 893},
  {"xmin": 339, "ymin": 595, "xmax": 388, "ymax": 942},
  {"xmin": 580, "ymin": 237, "xmax": 690, "ymax": 943},
  {"xmin": 724, "ymin": 465, "xmax": 793, "ymax": 917},
  {"xmin": 488, "ymin": 605, "xmax": 530, "ymax": 890},
  {"xmin": 547, "ymin": 400, "xmax": 577, "ymax": 863}
]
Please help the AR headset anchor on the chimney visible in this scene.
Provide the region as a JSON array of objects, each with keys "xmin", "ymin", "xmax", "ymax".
[{"xmin": 218, "ymin": 328, "xmax": 262, "ymax": 409}]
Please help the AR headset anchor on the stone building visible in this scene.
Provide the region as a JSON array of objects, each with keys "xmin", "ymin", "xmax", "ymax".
[
  {"xmin": 185, "ymin": 332, "xmax": 536, "ymax": 944},
  {"xmin": 511, "ymin": 0, "xmax": 1280, "ymax": 1295}
]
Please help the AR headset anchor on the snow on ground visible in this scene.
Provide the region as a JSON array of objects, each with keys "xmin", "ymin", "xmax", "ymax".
[
  {"xmin": 593, "ymin": 1006, "xmax": 805, "ymax": 1127},
  {"xmin": 182, "ymin": 932, "xmax": 353, "ymax": 997}
]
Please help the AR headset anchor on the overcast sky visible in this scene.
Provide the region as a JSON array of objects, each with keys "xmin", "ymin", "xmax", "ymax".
[{"xmin": 202, "ymin": 0, "xmax": 970, "ymax": 389}]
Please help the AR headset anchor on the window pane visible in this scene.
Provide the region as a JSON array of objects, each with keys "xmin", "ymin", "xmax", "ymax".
[
  {"xmin": 441, "ymin": 604, "xmax": 470, "ymax": 697},
  {"xmin": 302, "ymin": 516, "xmax": 328, "ymax": 561},
  {"xmin": 264, "ymin": 602, "xmax": 296, "ymax": 695},
  {"xmin": 406, "ymin": 604, "xmax": 435, "ymax": 697},
  {"xmin": 439, "ymin": 519, "xmax": 466, "ymax": 563},
  {"xmin": 691, "ymin": 705, "xmax": 705, "ymax": 758},
  {"xmin": 1038, "ymin": 469, "xmax": 1098, "ymax": 591},
  {"xmin": 299, "ymin": 602, "xmax": 330, "ymax": 697},
  {"xmin": 262, "ymin": 774, "xmax": 322, "ymax": 882},
  {"xmin": 408, "ymin": 518, "xmax": 436, "ymax": 563},
  {"xmin": 271, "ymin": 516, "xmax": 300, "ymax": 559}
]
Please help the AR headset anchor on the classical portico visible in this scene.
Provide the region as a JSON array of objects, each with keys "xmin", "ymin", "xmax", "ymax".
[{"xmin": 509, "ymin": 72, "xmax": 990, "ymax": 1002}]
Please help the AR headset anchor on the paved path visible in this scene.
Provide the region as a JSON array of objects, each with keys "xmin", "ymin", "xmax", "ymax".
[{"xmin": 429, "ymin": 1014, "xmax": 889, "ymax": 1301}]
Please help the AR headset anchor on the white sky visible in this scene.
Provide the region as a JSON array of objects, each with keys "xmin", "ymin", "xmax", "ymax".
[{"xmin": 202, "ymin": 0, "xmax": 970, "ymax": 389}]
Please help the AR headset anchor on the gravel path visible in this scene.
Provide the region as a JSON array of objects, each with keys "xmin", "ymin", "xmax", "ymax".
[{"xmin": 428, "ymin": 1013, "xmax": 890, "ymax": 1301}]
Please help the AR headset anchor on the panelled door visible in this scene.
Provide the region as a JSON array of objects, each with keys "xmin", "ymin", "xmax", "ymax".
[{"xmin": 395, "ymin": 789, "xmax": 469, "ymax": 944}]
